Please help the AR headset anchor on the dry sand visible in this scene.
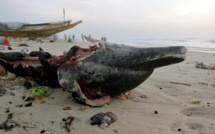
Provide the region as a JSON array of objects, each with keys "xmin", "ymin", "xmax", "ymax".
[{"xmin": 0, "ymin": 40, "xmax": 215, "ymax": 134}]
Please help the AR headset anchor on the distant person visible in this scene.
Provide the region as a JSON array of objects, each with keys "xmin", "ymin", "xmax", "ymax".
[
  {"xmin": 81, "ymin": 34, "xmax": 84, "ymax": 42},
  {"xmin": 68, "ymin": 35, "xmax": 72, "ymax": 43},
  {"xmin": 72, "ymin": 35, "xmax": 75, "ymax": 42},
  {"xmin": 101, "ymin": 37, "xmax": 104, "ymax": 41},
  {"xmin": 104, "ymin": 37, "xmax": 107, "ymax": 42},
  {"xmin": 54, "ymin": 34, "xmax": 58, "ymax": 41},
  {"xmin": 89, "ymin": 35, "xmax": 91, "ymax": 38},
  {"xmin": 64, "ymin": 34, "xmax": 67, "ymax": 42}
]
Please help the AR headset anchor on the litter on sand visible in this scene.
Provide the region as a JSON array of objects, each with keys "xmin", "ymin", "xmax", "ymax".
[{"xmin": 30, "ymin": 87, "xmax": 49, "ymax": 100}]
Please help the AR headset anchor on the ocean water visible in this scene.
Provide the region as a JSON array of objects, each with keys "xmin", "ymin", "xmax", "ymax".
[{"xmin": 112, "ymin": 38, "xmax": 215, "ymax": 53}]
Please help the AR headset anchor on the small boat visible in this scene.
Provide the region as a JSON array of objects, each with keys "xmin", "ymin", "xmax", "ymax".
[
  {"xmin": 0, "ymin": 20, "xmax": 82, "ymax": 38},
  {"xmin": 83, "ymin": 35, "xmax": 102, "ymax": 42}
]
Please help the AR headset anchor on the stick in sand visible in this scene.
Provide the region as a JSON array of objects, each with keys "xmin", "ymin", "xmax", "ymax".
[{"xmin": 170, "ymin": 82, "xmax": 191, "ymax": 86}]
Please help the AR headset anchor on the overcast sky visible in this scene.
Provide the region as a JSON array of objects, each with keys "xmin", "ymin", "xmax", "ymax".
[{"xmin": 1, "ymin": 0, "xmax": 215, "ymax": 41}]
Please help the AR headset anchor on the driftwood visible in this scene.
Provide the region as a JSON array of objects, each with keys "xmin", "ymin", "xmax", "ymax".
[
  {"xmin": 196, "ymin": 62, "xmax": 215, "ymax": 70},
  {"xmin": 170, "ymin": 82, "xmax": 191, "ymax": 86}
]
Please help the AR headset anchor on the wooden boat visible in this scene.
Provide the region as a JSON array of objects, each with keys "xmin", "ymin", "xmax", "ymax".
[
  {"xmin": 0, "ymin": 20, "xmax": 82, "ymax": 38},
  {"xmin": 83, "ymin": 35, "xmax": 102, "ymax": 42}
]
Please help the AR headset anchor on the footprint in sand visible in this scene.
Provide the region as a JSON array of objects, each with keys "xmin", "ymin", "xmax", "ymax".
[
  {"xmin": 211, "ymin": 84, "xmax": 215, "ymax": 88},
  {"xmin": 168, "ymin": 121, "xmax": 186, "ymax": 134},
  {"xmin": 169, "ymin": 107, "xmax": 215, "ymax": 133},
  {"xmin": 169, "ymin": 120, "xmax": 214, "ymax": 134},
  {"xmin": 180, "ymin": 107, "xmax": 215, "ymax": 120},
  {"xmin": 185, "ymin": 121, "xmax": 215, "ymax": 133}
]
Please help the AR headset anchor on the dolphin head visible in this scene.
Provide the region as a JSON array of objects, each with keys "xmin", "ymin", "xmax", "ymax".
[
  {"xmin": 101, "ymin": 43, "xmax": 187, "ymax": 70},
  {"xmin": 58, "ymin": 43, "xmax": 187, "ymax": 106}
]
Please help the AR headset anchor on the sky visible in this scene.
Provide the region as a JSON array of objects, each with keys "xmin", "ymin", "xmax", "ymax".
[{"xmin": 0, "ymin": 0, "xmax": 215, "ymax": 41}]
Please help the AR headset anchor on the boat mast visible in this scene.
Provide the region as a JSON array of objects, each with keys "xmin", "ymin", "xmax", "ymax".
[{"xmin": 63, "ymin": 8, "xmax": 65, "ymax": 21}]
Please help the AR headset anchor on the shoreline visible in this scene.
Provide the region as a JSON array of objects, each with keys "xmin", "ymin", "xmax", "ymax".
[
  {"xmin": 1, "ymin": 39, "xmax": 215, "ymax": 54},
  {"xmin": 188, "ymin": 49, "xmax": 215, "ymax": 54}
]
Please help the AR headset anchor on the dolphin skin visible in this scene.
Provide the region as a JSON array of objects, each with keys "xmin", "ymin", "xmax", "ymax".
[{"xmin": 58, "ymin": 43, "xmax": 187, "ymax": 107}]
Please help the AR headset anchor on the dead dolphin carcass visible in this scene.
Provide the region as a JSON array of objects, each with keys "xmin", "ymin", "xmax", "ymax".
[{"xmin": 0, "ymin": 43, "xmax": 187, "ymax": 107}]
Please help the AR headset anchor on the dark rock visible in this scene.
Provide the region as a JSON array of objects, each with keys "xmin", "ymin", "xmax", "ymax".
[
  {"xmin": 90, "ymin": 112, "xmax": 118, "ymax": 128},
  {"xmin": 18, "ymin": 44, "xmax": 29, "ymax": 47},
  {"xmin": 40, "ymin": 130, "xmax": 45, "ymax": 133},
  {"xmin": 25, "ymin": 103, "xmax": 32, "ymax": 107}
]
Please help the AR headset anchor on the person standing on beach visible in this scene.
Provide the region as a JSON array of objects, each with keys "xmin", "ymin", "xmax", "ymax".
[
  {"xmin": 68, "ymin": 35, "xmax": 72, "ymax": 43},
  {"xmin": 72, "ymin": 35, "xmax": 75, "ymax": 42},
  {"xmin": 64, "ymin": 34, "xmax": 67, "ymax": 42},
  {"xmin": 81, "ymin": 34, "xmax": 84, "ymax": 42}
]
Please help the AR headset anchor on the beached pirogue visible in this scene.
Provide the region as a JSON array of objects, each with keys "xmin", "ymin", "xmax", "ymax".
[
  {"xmin": 0, "ymin": 42, "xmax": 187, "ymax": 106},
  {"xmin": 0, "ymin": 20, "xmax": 82, "ymax": 38}
]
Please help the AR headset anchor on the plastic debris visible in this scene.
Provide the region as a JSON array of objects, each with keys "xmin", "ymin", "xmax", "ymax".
[
  {"xmin": 191, "ymin": 99, "xmax": 200, "ymax": 104},
  {"xmin": 63, "ymin": 107, "xmax": 72, "ymax": 110},
  {"xmin": 30, "ymin": 87, "xmax": 49, "ymax": 100},
  {"xmin": 0, "ymin": 46, "xmax": 5, "ymax": 50},
  {"xmin": 79, "ymin": 106, "xmax": 90, "ymax": 111},
  {"xmin": 21, "ymin": 48, "xmax": 28, "ymax": 52},
  {"xmin": 118, "ymin": 91, "xmax": 132, "ymax": 100}
]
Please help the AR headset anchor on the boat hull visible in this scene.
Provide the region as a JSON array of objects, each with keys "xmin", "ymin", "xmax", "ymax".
[{"xmin": 0, "ymin": 20, "xmax": 82, "ymax": 38}]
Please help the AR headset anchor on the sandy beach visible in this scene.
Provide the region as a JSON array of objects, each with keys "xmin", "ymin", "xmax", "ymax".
[{"xmin": 0, "ymin": 40, "xmax": 215, "ymax": 134}]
